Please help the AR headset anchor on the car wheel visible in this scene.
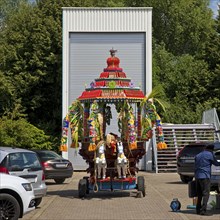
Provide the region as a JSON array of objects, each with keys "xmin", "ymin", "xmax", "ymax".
[
  {"xmin": 0, "ymin": 193, "xmax": 20, "ymax": 220},
  {"xmin": 180, "ymin": 175, "xmax": 193, "ymax": 183},
  {"xmin": 54, "ymin": 178, "xmax": 66, "ymax": 184},
  {"xmin": 78, "ymin": 179, "xmax": 87, "ymax": 198},
  {"xmin": 137, "ymin": 176, "xmax": 145, "ymax": 197},
  {"xmin": 35, "ymin": 198, "xmax": 42, "ymax": 207}
]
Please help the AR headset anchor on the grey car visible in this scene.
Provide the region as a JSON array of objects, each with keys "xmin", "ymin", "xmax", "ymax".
[
  {"xmin": 0, "ymin": 147, "xmax": 47, "ymax": 207},
  {"xmin": 32, "ymin": 149, "xmax": 73, "ymax": 184}
]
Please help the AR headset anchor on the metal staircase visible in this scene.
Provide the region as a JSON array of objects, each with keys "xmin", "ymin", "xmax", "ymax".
[{"xmin": 152, "ymin": 123, "xmax": 220, "ymax": 173}]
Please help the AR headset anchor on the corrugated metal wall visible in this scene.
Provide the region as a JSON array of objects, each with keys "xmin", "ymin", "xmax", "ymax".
[
  {"xmin": 62, "ymin": 7, "xmax": 151, "ymax": 31},
  {"xmin": 69, "ymin": 32, "xmax": 146, "ymax": 170}
]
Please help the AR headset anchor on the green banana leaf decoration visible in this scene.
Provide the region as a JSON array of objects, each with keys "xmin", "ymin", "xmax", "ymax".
[
  {"xmin": 117, "ymin": 101, "xmax": 130, "ymax": 140},
  {"xmin": 141, "ymin": 116, "xmax": 153, "ymax": 140},
  {"xmin": 117, "ymin": 101, "xmax": 137, "ymax": 149},
  {"xmin": 141, "ymin": 85, "xmax": 168, "ymax": 149},
  {"xmin": 60, "ymin": 100, "xmax": 83, "ymax": 151},
  {"xmin": 69, "ymin": 100, "xmax": 83, "ymax": 148},
  {"xmin": 88, "ymin": 101, "xmax": 101, "ymax": 151}
]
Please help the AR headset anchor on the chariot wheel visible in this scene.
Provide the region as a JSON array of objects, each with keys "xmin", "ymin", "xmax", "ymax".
[
  {"xmin": 83, "ymin": 176, "xmax": 90, "ymax": 194},
  {"xmin": 78, "ymin": 179, "xmax": 87, "ymax": 198},
  {"xmin": 137, "ymin": 176, "xmax": 145, "ymax": 197}
]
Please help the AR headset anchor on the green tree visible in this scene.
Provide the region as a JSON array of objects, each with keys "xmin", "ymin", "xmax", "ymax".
[
  {"xmin": 0, "ymin": 118, "xmax": 52, "ymax": 149},
  {"xmin": 0, "ymin": 0, "xmax": 29, "ymax": 29},
  {"xmin": 0, "ymin": 1, "xmax": 61, "ymax": 136},
  {"xmin": 202, "ymin": 8, "xmax": 220, "ymax": 116},
  {"xmin": 0, "ymin": 71, "xmax": 13, "ymax": 116},
  {"xmin": 124, "ymin": 0, "xmax": 215, "ymax": 57},
  {"xmin": 153, "ymin": 44, "xmax": 215, "ymax": 123}
]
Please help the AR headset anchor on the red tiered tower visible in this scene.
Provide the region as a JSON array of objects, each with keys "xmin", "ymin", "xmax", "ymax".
[{"xmin": 78, "ymin": 48, "xmax": 145, "ymax": 102}]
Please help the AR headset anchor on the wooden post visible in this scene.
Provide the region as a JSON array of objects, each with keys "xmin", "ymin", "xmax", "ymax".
[
  {"xmin": 102, "ymin": 104, "xmax": 106, "ymax": 139},
  {"xmin": 83, "ymin": 102, "xmax": 90, "ymax": 142},
  {"xmin": 137, "ymin": 102, "xmax": 142, "ymax": 140}
]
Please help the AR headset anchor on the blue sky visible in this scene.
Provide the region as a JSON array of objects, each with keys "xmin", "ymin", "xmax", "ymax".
[{"xmin": 209, "ymin": 0, "xmax": 219, "ymax": 17}]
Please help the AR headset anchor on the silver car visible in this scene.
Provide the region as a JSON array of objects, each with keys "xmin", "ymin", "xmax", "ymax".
[{"xmin": 0, "ymin": 147, "xmax": 47, "ymax": 207}]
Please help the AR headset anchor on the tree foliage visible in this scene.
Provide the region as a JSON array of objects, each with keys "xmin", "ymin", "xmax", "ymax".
[
  {"xmin": 0, "ymin": 0, "xmax": 29, "ymax": 29},
  {"xmin": 0, "ymin": 1, "xmax": 62, "ymax": 135},
  {"xmin": 153, "ymin": 44, "xmax": 218, "ymax": 123},
  {"xmin": 124, "ymin": 0, "xmax": 215, "ymax": 56},
  {"xmin": 0, "ymin": 118, "xmax": 52, "ymax": 149}
]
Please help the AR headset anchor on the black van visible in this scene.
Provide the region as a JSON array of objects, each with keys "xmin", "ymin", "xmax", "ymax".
[{"xmin": 177, "ymin": 142, "xmax": 220, "ymax": 189}]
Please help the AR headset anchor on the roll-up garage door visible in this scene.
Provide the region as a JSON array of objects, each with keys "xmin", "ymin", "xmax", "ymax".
[{"xmin": 69, "ymin": 32, "xmax": 146, "ymax": 170}]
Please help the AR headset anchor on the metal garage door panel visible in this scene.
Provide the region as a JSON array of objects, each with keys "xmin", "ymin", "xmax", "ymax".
[{"xmin": 69, "ymin": 32, "xmax": 146, "ymax": 170}]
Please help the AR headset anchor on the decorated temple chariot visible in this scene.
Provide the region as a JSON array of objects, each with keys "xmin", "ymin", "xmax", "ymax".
[{"xmin": 60, "ymin": 49, "xmax": 167, "ymax": 197}]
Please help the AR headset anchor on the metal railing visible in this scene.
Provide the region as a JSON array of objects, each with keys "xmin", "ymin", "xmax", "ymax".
[
  {"xmin": 152, "ymin": 123, "xmax": 219, "ymax": 173},
  {"xmin": 202, "ymin": 108, "xmax": 220, "ymax": 140}
]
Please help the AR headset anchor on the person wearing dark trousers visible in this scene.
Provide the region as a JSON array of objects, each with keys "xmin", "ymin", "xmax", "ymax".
[{"xmin": 195, "ymin": 144, "xmax": 220, "ymax": 215}]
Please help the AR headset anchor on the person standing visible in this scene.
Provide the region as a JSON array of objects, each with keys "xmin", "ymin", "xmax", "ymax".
[{"xmin": 194, "ymin": 144, "xmax": 220, "ymax": 215}]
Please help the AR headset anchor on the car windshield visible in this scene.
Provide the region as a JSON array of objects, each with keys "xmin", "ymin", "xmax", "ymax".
[
  {"xmin": 37, "ymin": 151, "xmax": 62, "ymax": 162},
  {"xmin": 179, "ymin": 145, "xmax": 205, "ymax": 157},
  {"xmin": 9, "ymin": 152, "xmax": 42, "ymax": 171}
]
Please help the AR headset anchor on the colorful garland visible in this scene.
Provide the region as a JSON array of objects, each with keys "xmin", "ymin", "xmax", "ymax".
[
  {"xmin": 60, "ymin": 96, "xmax": 167, "ymax": 152},
  {"xmin": 88, "ymin": 101, "xmax": 101, "ymax": 151},
  {"xmin": 156, "ymin": 115, "xmax": 167, "ymax": 150},
  {"xmin": 141, "ymin": 99, "xmax": 167, "ymax": 150},
  {"xmin": 60, "ymin": 116, "xmax": 69, "ymax": 152},
  {"xmin": 141, "ymin": 116, "xmax": 153, "ymax": 140},
  {"xmin": 60, "ymin": 100, "xmax": 83, "ymax": 152},
  {"xmin": 127, "ymin": 106, "xmax": 137, "ymax": 150}
]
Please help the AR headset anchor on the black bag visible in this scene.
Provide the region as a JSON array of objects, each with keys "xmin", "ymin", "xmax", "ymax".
[{"xmin": 188, "ymin": 180, "xmax": 197, "ymax": 198}]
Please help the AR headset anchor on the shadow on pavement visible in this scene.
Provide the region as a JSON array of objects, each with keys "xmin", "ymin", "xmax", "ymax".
[
  {"xmin": 165, "ymin": 181, "xmax": 186, "ymax": 185},
  {"xmin": 45, "ymin": 181, "xmax": 69, "ymax": 185},
  {"xmin": 180, "ymin": 209, "xmax": 219, "ymax": 217},
  {"xmin": 179, "ymin": 209, "xmax": 197, "ymax": 215},
  {"xmin": 46, "ymin": 189, "xmax": 140, "ymax": 200}
]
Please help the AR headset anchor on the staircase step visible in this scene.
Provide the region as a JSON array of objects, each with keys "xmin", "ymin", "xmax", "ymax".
[
  {"xmin": 157, "ymin": 158, "xmax": 176, "ymax": 161},
  {"xmin": 157, "ymin": 153, "xmax": 177, "ymax": 156},
  {"xmin": 157, "ymin": 160, "xmax": 177, "ymax": 164},
  {"xmin": 158, "ymin": 168, "xmax": 177, "ymax": 172},
  {"xmin": 158, "ymin": 164, "xmax": 177, "ymax": 168},
  {"xmin": 158, "ymin": 170, "xmax": 177, "ymax": 173}
]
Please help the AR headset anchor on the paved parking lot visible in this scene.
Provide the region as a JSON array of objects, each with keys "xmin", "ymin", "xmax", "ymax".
[{"xmin": 23, "ymin": 171, "xmax": 220, "ymax": 220}]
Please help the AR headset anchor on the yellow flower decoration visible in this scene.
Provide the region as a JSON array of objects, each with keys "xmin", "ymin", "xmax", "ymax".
[
  {"xmin": 129, "ymin": 119, "xmax": 134, "ymax": 125},
  {"xmin": 91, "ymin": 121, "xmax": 96, "ymax": 127}
]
